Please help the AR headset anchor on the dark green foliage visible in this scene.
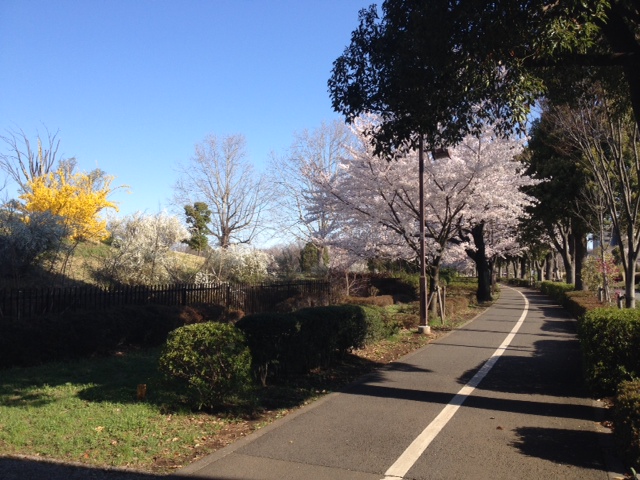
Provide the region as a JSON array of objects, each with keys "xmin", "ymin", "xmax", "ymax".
[
  {"xmin": 503, "ymin": 278, "xmax": 534, "ymax": 288},
  {"xmin": 158, "ymin": 323, "xmax": 252, "ymax": 410},
  {"xmin": 614, "ymin": 380, "xmax": 640, "ymax": 471},
  {"xmin": 540, "ymin": 281, "xmax": 574, "ymax": 303},
  {"xmin": 183, "ymin": 202, "xmax": 212, "ymax": 252},
  {"xmin": 371, "ymin": 274, "xmax": 419, "ymax": 301},
  {"xmin": 299, "ymin": 242, "xmax": 326, "ymax": 273},
  {"xmin": 235, "ymin": 313, "xmax": 301, "ymax": 385},
  {"xmin": 0, "ymin": 304, "xmax": 184, "ymax": 369},
  {"xmin": 578, "ymin": 308, "xmax": 640, "ymax": 396},
  {"xmin": 236, "ymin": 305, "xmax": 399, "ymax": 384},
  {"xmin": 439, "ymin": 268, "xmax": 459, "ymax": 285}
]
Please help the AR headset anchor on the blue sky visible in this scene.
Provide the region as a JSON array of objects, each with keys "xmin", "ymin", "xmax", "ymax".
[{"xmin": 0, "ymin": 0, "xmax": 371, "ymax": 219}]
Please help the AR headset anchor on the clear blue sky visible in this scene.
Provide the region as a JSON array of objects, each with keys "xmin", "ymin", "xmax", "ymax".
[{"xmin": 0, "ymin": 0, "xmax": 371, "ymax": 218}]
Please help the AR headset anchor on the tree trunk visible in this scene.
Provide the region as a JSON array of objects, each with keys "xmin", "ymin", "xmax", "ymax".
[
  {"xmin": 624, "ymin": 225, "xmax": 638, "ymax": 309},
  {"xmin": 428, "ymin": 259, "xmax": 441, "ymax": 317},
  {"xmin": 561, "ymin": 253, "xmax": 575, "ymax": 284},
  {"xmin": 544, "ymin": 252, "xmax": 553, "ymax": 281},
  {"xmin": 625, "ymin": 260, "xmax": 636, "ymax": 308},
  {"xmin": 466, "ymin": 223, "xmax": 492, "ymax": 303},
  {"xmin": 574, "ymin": 234, "xmax": 588, "ymax": 291}
]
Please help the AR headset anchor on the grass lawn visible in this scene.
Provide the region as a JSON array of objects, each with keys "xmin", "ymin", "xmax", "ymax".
[{"xmin": 0, "ymin": 348, "xmax": 241, "ymax": 472}]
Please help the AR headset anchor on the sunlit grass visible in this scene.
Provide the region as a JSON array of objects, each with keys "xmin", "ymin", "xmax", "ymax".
[{"xmin": 0, "ymin": 349, "xmax": 226, "ymax": 472}]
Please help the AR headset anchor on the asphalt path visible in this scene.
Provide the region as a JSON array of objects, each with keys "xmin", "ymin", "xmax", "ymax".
[
  {"xmin": 0, "ymin": 286, "xmax": 625, "ymax": 480},
  {"xmin": 175, "ymin": 286, "xmax": 623, "ymax": 480}
]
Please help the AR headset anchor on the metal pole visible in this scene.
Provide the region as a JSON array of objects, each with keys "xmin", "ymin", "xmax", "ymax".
[{"xmin": 418, "ymin": 135, "xmax": 430, "ymax": 334}]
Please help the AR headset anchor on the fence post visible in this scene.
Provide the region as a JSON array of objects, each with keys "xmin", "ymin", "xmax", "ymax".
[{"xmin": 182, "ymin": 285, "xmax": 188, "ymax": 306}]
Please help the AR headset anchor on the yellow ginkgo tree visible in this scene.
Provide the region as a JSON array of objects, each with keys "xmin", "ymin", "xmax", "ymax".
[{"xmin": 21, "ymin": 167, "xmax": 119, "ymax": 243}]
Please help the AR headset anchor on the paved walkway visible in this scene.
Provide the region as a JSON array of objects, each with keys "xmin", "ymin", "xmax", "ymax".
[
  {"xmin": 0, "ymin": 287, "xmax": 627, "ymax": 479},
  {"xmin": 174, "ymin": 287, "xmax": 624, "ymax": 480}
]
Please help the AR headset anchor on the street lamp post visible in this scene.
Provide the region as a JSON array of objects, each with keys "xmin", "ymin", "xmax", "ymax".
[{"xmin": 418, "ymin": 135, "xmax": 430, "ymax": 334}]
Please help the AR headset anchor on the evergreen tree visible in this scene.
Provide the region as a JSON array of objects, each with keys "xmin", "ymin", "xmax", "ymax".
[{"xmin": 183, "ymin": 202, "xmax": 212, "ymax": 253}]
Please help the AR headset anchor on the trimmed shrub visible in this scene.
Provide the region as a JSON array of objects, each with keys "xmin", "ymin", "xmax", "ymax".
[
  {"xmin": 578, "ymin": 307, "xmax": 640, "ymax": 396},
  {"xmin": 503, "ymin": 278, "xmax": 532, "ymax": 288},
  {"xmin": 235, "ymin": 312, "xmax": 301, "ymax": 385},
  {"xmin": 614, "ymin": 380, "xmax": 640, "ymax": 471},
  {"xmin": 564, "ymin": 290, "xmax": 602, "ymax": 319},
  {"xmin": 158, "ymin": 322, "xmax": 252, "ymax": 409},
  {"xmin": 236, "ymin": 304, "xmax": 399, "ymax": 383},
  {"xmin": 540, "ymin": 281, "xmax": 574, "ymax": 303}
]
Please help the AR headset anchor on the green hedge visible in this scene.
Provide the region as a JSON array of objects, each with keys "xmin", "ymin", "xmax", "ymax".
[
  {"xmin": 502, "ymin": 278, "xmax": 532, "ymax": 288},
  {"xmin": 0, "ymin": 303, "xmax": 241, "ymax": 369},
  {"xmin": 0, "ymin": 304, "xmax": 185, "ymax": 369},
  {"xmin": 236, "ymin": 304, "xmax": 399, "ymax": 384},
  {"xmin": 614, "ymin": 380, "xmax": 640, "ymax": 471},
  {"xmin": 540, "ymin": 281, "xmax": 574, "ymax": 303},
  {"xmin": 578, "ymin": 307, "xmax": 640, "ymax": 396}
]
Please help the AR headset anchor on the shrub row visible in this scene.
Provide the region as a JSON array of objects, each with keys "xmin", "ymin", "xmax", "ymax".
[
  {"xmin": 0, "ymin": 303, "xmax": 237, "ymax": 369},
  {"xmin": 539, "ymin": 281, "xmax": 575, "ymax": 303},
  {"xmin": 502, "ymin": 278, "xmax": 532, "ymax": 288},
  {"xmin": 614, "ymin": 380, "xmax": 640, "ymax": 471},
  {"xmin": 236, "ymin": 304, "xmax": 400, "ymax": 385},
  {"xmin": 578, "ymin": 307, "xmax": 640, "ymax": 396}
]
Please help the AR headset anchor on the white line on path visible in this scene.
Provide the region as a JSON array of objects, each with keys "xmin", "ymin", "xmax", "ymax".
[{"xmin": 382, "ymin": 288, "xmax": 529, "ymax": 480}]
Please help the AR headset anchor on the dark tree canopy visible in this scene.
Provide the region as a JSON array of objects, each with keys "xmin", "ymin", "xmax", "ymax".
[
  {"xmin": 329, "ymin": 0, "xmax": 639, "ymax": 154},
  {"xmin": 183, "ymin": 202, "xmax": 212, "ymax": 252}
]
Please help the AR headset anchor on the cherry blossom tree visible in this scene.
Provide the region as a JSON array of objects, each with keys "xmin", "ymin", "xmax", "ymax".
[
  {"xmin": 447, "ymin": 126, "xmax": 536, "ymax": 301},
  {"xmin": 303, "ymin": 116, "xmax": 536, "ymax": 302}
]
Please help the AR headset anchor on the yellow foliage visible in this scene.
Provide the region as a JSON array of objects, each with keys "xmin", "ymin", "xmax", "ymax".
[{"xmin": 21, "ymin": 168, "xmax": 119, "ymax": 242}]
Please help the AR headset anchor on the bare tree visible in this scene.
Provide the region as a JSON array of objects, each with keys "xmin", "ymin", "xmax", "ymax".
[
  {"xmin": 267, "ymin": 120, "xmax": 350, "ymax": 251},
  {"xmin": 0, "ymin": 128, "xmax": 66, "ymax": 192},
  {"xmin": 173, "ymin": 134, "xmax": 269, "ymax": 248}
]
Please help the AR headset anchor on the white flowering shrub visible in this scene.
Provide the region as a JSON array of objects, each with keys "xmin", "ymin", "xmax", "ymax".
[
  {"xmin": 203, "ymin": 245, "xmax": 273, "ymax": 283},
  {"xmin": 0, "ymin": 207, "xmax": 67, "ymax": 280},
  {"xmin": 99, "ymin": 212, "xmax": 188, "ymax": 285}
]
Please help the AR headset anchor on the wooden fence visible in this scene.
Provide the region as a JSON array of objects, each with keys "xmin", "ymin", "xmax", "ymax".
[{"xmin": 0, "ymin": 280, "xmax": 332, "ymax": 319}]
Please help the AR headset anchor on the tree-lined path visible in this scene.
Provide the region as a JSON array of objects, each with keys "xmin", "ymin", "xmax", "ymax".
[{"xmin": 176, "ymin": 286, "xmax": 621, "ymax": 480}]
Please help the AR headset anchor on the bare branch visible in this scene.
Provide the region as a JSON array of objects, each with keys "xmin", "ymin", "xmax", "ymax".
[{"xmin": 0, "ymin": 127, "xmax": 63, "ymax": 192}]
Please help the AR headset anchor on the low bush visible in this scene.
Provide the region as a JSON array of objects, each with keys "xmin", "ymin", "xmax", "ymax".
[
  {"xmin": 540, "ymin": 281, "xmax": 574, "ymax": 303},
  {"xmin": 502, "ymin": 278, "xmax": 534, "ymax": 288},
  {"xmin": 235, "ymin": 312, "xmax": 301, "ymax": 385},
  {"xmin": 578, "ymin": 307, "xmax": 640, "ymax": 396},
  {"xmin": 614, "ymin": 380, "xmax": 640, "ymax": 471},
  {"xmin": 236, "ymin": 304, "xmax": 399, "ymax": 384},
  {"xmin": 564, "ymin": 290, "xmax": 602, "ymax": 319},
  {"xmin": 158, "ymin": 322, "xmax": 253, "ymax": 410}
]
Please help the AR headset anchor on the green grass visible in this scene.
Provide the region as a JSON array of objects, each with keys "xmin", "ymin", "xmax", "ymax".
[
  {"xmin": 0, "ymin": 348, "xmax": 229, "ymax": 472},
  {"xmin": 0, "ymin": 346, "xmax": 354, "ymax": 473}
]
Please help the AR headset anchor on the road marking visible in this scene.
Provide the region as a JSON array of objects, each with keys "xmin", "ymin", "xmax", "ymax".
[{"xmin": 382, "ymin": 288, "xmax": 529, "ymax": 480}]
